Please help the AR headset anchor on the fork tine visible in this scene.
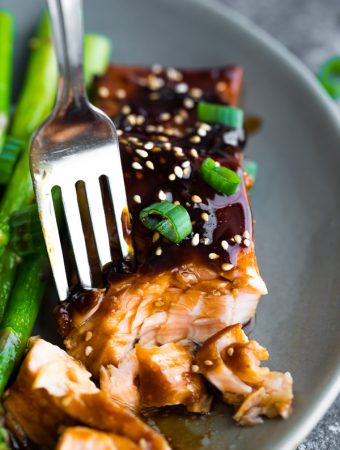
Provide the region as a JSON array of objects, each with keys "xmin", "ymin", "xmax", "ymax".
[
  {"xmin": 85, "ymin": 178, "xmax": 112, "ymax": 269},
  {"xmin": 35, "ymin": 185, "xmax": 69, "ymax": 301},
  {"xmin": 61, "ymin": 183, "xmax": 92, "ymax": 288}
]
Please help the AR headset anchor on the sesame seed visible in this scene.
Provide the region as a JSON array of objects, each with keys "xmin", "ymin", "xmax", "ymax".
[
  {"xmin": 158, "ymin": 190, "xmax": 167, "ymax": 200},
  {"xmin": 179, "ymin": 109, "xmax": 189, "ymax": 118},
  {"xmin": 160, "ymin": 112, "xmax": 171, "ymax": 121},
  {"xmin": 158, "ymin": 135, "xmax": 169, "ymax": 142},
  {"xmin": 216, "ymin": 81, "xmax": 227, "ymax": 92},
  {"xmin": 204, "ymin": 359, "xmax": 214, "ymax": 366},
  {"xmin": 146, "ymin": 160, "xmax": 155, "ymax": 170},
  {"xmin": 164, "ymin": 142, "xmax": 172, "ymax": 151},
  {"xmin": 190, "ymin": 135, "xmax": 201, "ymax": 143},
  {"xmin": 243, "ymin": 230, "xmax": 250, "ymax": 239},
  {"xmin": 116, "ymin": 129, "xmax": 123, "ymax": 136},
  {"xmin": 191, "ymin": 364, "xmax": 200, "ymax": 373},
  {"xmin": 98, "ymin": 86, "xmax": 110, "ymax": 98},
  {"xmin": 174, "ymin": 115, "xmax": 184, "ymax": 124},
  {"xmin": 85, "ymin": 346, "xmax": 93, "ymax": 357},
  {"xmin": 203, "ymin": 237, "xmax": 210, "ymax": 245},
  {"xmin": 166, "ymin": 67, "xmax": 183, "ymax": 81},
  {"xmin": 192, "ymin": 233, "xmax": 200, "ymax": 246},
  {"xmin": 174, "ymin": 200, "xmax": 180, "ymax": 205},
  {"xmin": 192, "ymin": 195, "xmax": 202, "ymax": 203},
  {"xmin": 155, "ymin": 246, "xmax": 162, "ymax": 256},
  {"xmin": 184, "ymin": 97, "xmax": 195, "ymax": 109},
  {"xmin": 182, "ymin": 160, "xmax": 190, "ymax": 168},
  {"xmin": 189, "ymin": 87, "xmax": 203, "ymax": 99},
  {"xmin": 129, "ymin": 136, "xmax": 139, "ymax": 143},
  {"xmin": 175, "ymin": 82, "xmax": 189, "ymax": 94},
  {"xmin": 146, "ymin": 125, "xmax": 156, "ymax": 132},
  {"xmin": 136, "ymin": 115, "xmax": 145, "ymax": 125},
  {"xmin": 215, "ymin": 161, "xmax": 221, "ymax": 167},
  {"xmin": 132, "ymin": 162, "xmax": 143, "ymax": 170},
  {"xmin": 201, "ymin": 212, "xmax": 209, "ymax": 222},
  {"xmin": 115, "ymin": 88, "xmax": 126, "ymax": 99},
  {"xmin": 234, "ymin": 234, "xmax": 242, "ymax": 244},
  {"xmin": 174, "ymin": 146, "xmax": 183, "ymax": 154},
  {"xmin": 152, "ymin": 232, "xmax": 160, "ymax": 243},
  {"xmin": 209, "ymin": 253, "xmax": 220, "ymax": 260},
  {"xmin": 227, "ymin": 347, "xmax": 234, "ymax": 356},
  {"xmin": 221, "ymin": 263, "xmax": 234, "ymax": 271},
  {"xmin": 221, "ymin": 240, "xmax": 229, "ymax": 251},
  {"xmin": 197, "ymin": 128, "xmax": 207, "ymax": 137},
  {"xmin": 121, "ymin": 105, "xmax": 131, "ymax": 115},
  {"xmin": 174, "ymin": 166, "xmax": 184, "ymax": 178},
  {"xmin": 147, "ymin": 74, "xmax": 165, "ymax": 90},
  {"xmin": 151, "ymin": 64, "xmax": 163, "ymax": 74},
  {"xmin": 190, "ymin": 148, "xmax": 199, "ymax": 158},
  {"xmin": 199, "ymin": 122, "xmax": 212, "ymax": 131},
  {"xmin": 133, "ymin": 195, "xmax": 141, "ymax": 204},
  {"xmin": 243, "ymin": 238, "xmax": 251, "ymax": 247},
  {"xmin": 156, "ymin": 125, "xmax": 165, "ymax": 133},
  {"xmin": 144, "ymin": 141, "xmax": 154, "ymax": 150},
  {"xmin": 127, "ymin": 114, "xmax": 136, "ymax": 126},
  {"xmin": 136, "ymin": 149, "xmax": 148, "ymax": 158},
  {"xmin": 183, "ymin": 167, "xmax": 191, "ymax": 178},
  {"xmin": 85, "ymin": 331, "xmax": 93, "ymax": 342},
  {"xmin": 168, "ymin": 173, "xmax": 176, "ymax": 181}
]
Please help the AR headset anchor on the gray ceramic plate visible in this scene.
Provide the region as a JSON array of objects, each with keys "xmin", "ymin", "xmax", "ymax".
[{"xmin": 3, "ymin": 0, "xmax": 340, "ymax": 449}]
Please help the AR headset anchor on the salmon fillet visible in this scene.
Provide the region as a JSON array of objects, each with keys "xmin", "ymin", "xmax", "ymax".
[
  {"xmin": 3, "ymin": 338, "xmax": 170, "ymax": 449},
  {"xmin": 56, "ymin": 64, "xmax": 267, "ymax": 372}
]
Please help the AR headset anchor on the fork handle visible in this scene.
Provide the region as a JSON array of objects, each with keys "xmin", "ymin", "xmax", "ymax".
[{"xmin": 46, "ymin": 0, "xmax": 86, "ymax": 108}]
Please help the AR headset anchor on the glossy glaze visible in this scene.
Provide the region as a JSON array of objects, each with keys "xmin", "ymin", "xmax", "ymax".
[{"xmin": 92, "ymin": 65, "xmax": 253, "ymax": 276}]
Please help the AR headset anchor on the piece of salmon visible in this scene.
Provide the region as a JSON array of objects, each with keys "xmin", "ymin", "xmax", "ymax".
[
  {"xmin": 50, "ymin": 64, "xmax": 280, "ymax": 426},
  {"xmin": 3, "ymin": 338, "xmax": 170, "ymax": 449},
  {"xmin": 196, "ymin": 324, "xmax": 293, "ymax": 425},
  {"xmin": 56, "ymin": 427, "xmax": 139, "ymax": 450},
  {"xmin": 135, "ymin": 343, "xmax": 212, "ymax": 413}
]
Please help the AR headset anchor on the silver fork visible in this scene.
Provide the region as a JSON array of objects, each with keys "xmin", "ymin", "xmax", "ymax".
[{"xmin": 30, "ymin": 0, "xmax": 134, "ymax": 301}]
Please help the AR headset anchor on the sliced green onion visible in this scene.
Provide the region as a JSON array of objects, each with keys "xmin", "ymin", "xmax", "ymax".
[
  {"xmin": 198, "ymin": 102, "xmax": 244, "ymax": 128},
  {"xmin": 243, "ymin": 159, "xmax": 258, "ymax": 181},
  {"xmin": 201, "ymin": 158, "xmax": 241, "ymax": 195},
  {"xmin": 140, "ymin": 201, "xmax": 192, "ymax": 244},
  {"xmin": 0, "ymin": 136, "xmax": 26, "ymax": 184},
  {"xmin": 317, "ymin": 56, "xmax": 340, "ymax": 99}
]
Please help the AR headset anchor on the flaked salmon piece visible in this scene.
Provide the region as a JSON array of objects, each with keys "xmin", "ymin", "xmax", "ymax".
[
  {"xmin": 56, "ymin": 427, "xmax": 139, "ymax": 450},
  {"xmin": 3, "ymin": 338, "xmax": 170, "ymax": 449},
  {"xmin": 61, "ymin": 250, "xmax": 266, "ymax": 376},
  {"xmin": 233, "ymin": 372, "xmax": 293, "ymax": 426},
  {"xmin": 195, "ymin": 324, "xmax": 293, "ymax": 425},
  {"xmin": 135, "ymin": 343, "xmax": 212, "ymax": 413},
  {"xmin": 100, "ymin": 350, "xmax": 140, "ymax": 413}
]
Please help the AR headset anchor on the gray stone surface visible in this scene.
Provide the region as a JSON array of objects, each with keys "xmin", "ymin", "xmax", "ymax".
[{"xmin": 218, "ymin": 0, "xmax": 340, "ymax": 448}]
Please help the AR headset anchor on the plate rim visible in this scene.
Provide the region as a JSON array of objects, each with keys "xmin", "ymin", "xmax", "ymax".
[{"xmin": 176, "ymin": 0, "xmax": 340, "ymax": 448}]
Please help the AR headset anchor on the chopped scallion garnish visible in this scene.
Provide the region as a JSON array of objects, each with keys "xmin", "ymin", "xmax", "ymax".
[
  {"xmin": 318, "ymin": 56, "xmax": 340, "ymax": 99},
  {"xmin": 140, "ymin": 201, "xmax": 192, "ymax": 244},
  {"xmin": 198, "ymin": 102, "xmax": 244, "ymax": 128},
  {"xmin": 201, "ymin": 158, "xmax": 241, "ymax": 195}
]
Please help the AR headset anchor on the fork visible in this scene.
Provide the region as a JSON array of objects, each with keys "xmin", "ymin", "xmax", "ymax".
[{"xmin": 30, "ymin": 0, "xmax": 134, "ymax": 301}]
